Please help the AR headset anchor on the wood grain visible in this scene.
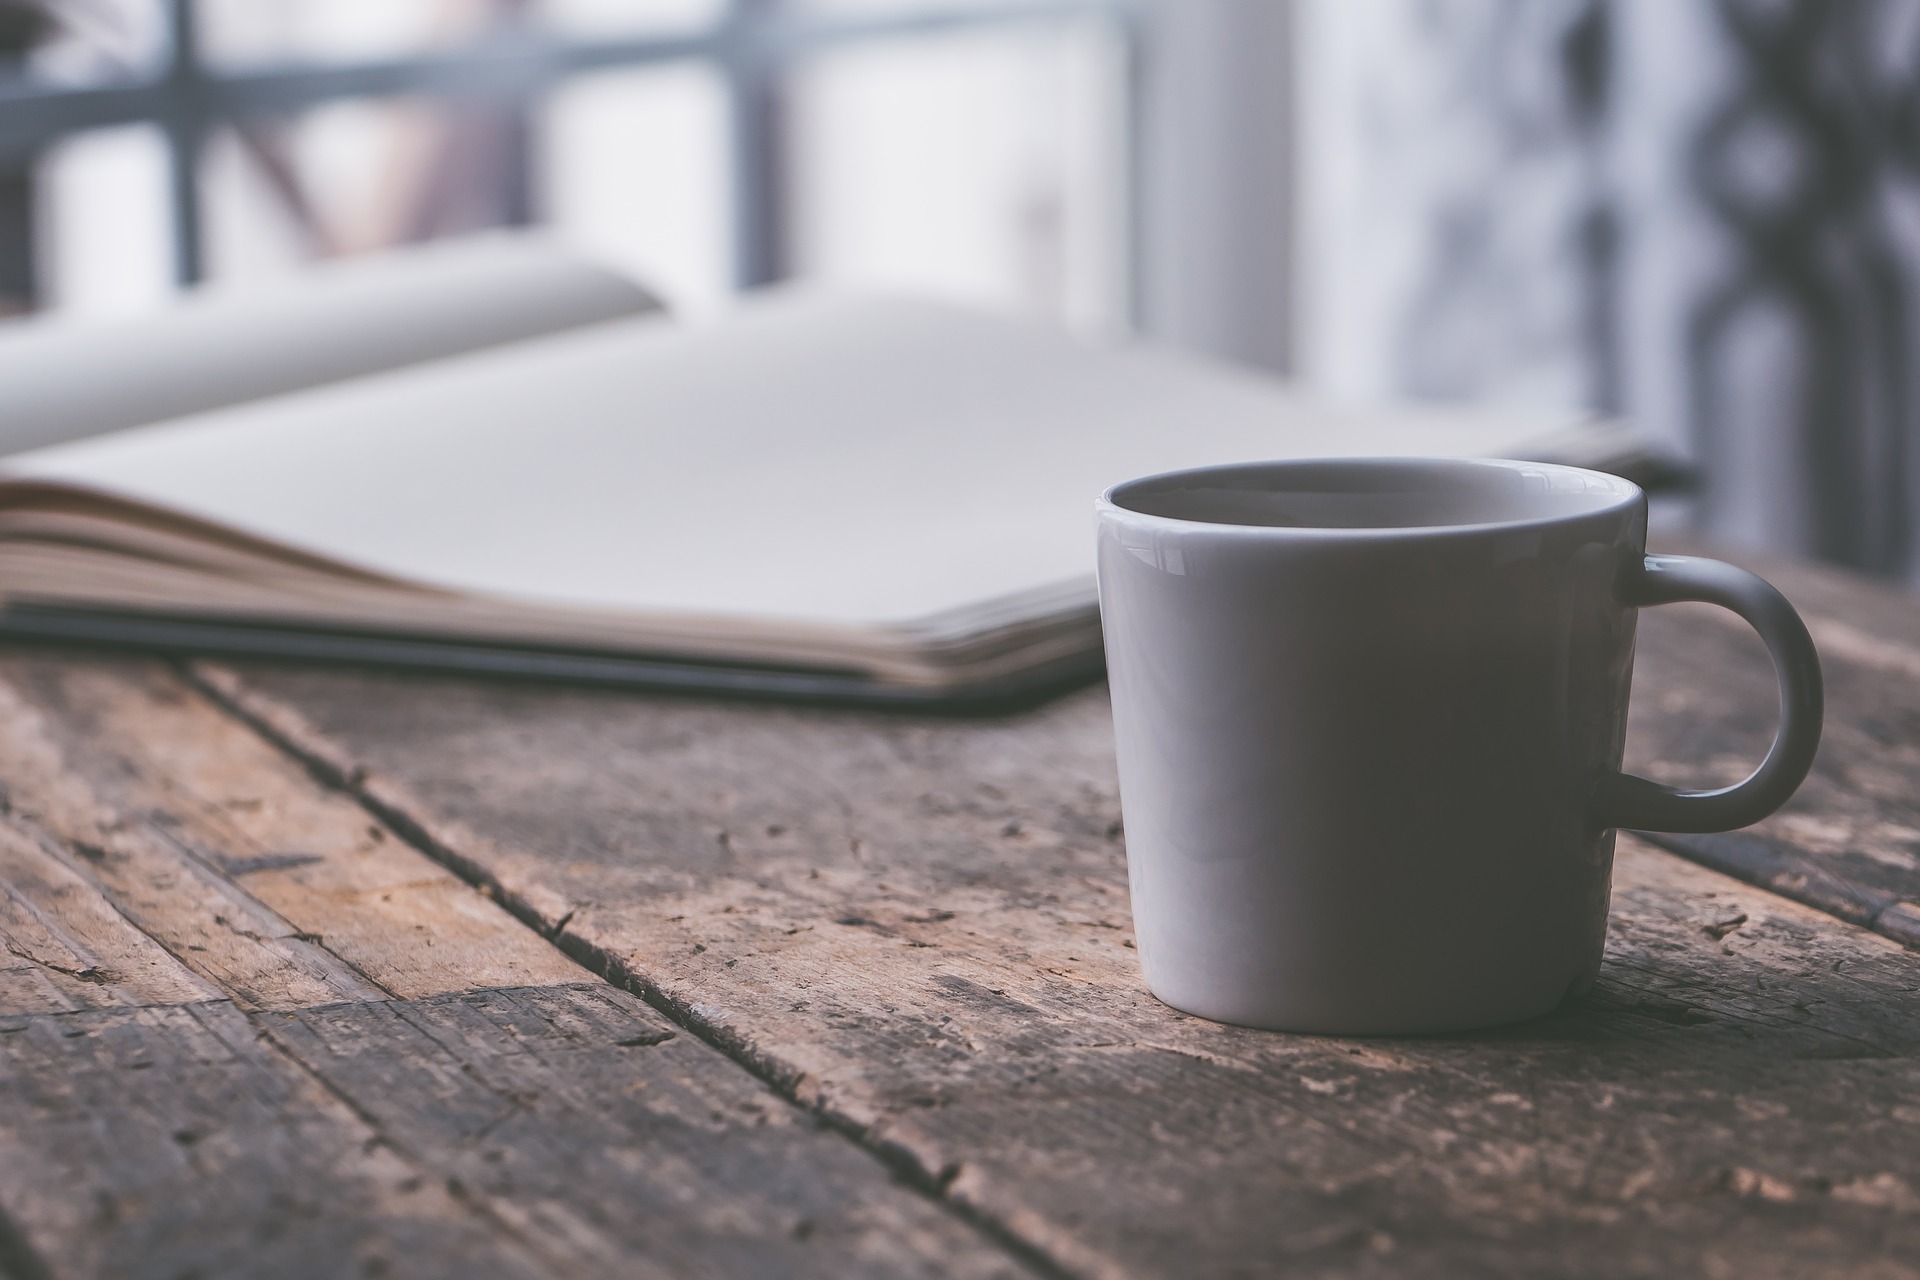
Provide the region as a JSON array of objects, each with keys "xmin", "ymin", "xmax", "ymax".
[
  {"xmin": 0, "ymin": 999, "xmax": 549, "ymax": 1280},
  {"xmin": 260, "ymin": 983, "xmax": 1030, "ymax": 1280},
  {"xmin": 206, "ymin": 652, "xmax": 1920, "ymax": 1279},
  {"xmin": 0, "ymin": 655, "xmax": 1036, "ymax": 1280},
  {"xmin": 0, "ymin": 986, "xmax": 1023, "ymax": 1280},
  {"xmin": 0, "ymin": 817, "xmax": 219, "ymax": 1015},
  {"xmin": 0, "ymin": 656, "xmax": 582, "ymax": 1009}
]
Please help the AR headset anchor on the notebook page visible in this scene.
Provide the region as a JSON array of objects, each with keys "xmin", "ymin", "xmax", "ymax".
[
  {"xmin": 0, "ymin": 231, "xmax": 660, "ymax": 456},
  {"xmin": 1, "ymin": 293, "xmax": 1617, "ymax": 632}
]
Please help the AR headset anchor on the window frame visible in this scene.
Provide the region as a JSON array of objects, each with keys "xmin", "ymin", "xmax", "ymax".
[{"xmin": 0, "ymin": 0, "xmax": 1142, "ymax": 299}]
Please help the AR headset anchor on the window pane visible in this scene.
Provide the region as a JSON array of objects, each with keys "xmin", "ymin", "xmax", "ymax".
[
  {"xmin": 16, "ymin": 0, "xmax": 166, "ymax": 88},
  {"xmin": 535, "ymin": 0, "xmax": 722, "ymax": 39},
  {"xmin": 34, "ymin": 124, "xmax": 175, "ymax": 317},
  {"xmin": 538, "ymin": 64, "xmax": 731, "ymax": 314},
  {"xmin": 787, "ymin": 22, "xmax": 1126, "ymax": 330},
  {"xmin": 202, "ymin": 94, "xmax": 533, "ymax": 285},
  {"xmin": 202, "ymin": 0, "xmax": 726, "ymax": 68},
  {"xmin": 786, "ymin": 0, "xmax": 1022, "ymax": 15},
  {"xmin": 198, "ymin": 0, "xmax": 504, "ymax": 71}
]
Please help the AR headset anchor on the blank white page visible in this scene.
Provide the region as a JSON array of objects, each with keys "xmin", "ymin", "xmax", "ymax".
[{"xmin": 1, "ymin": 293, "xmax": 1609, "ymax": 630}]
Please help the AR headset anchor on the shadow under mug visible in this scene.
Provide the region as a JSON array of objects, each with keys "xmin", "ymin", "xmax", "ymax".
[{"xmin": 1095, "ymin": 457, "xmax": 1822, "ymax": 1035}]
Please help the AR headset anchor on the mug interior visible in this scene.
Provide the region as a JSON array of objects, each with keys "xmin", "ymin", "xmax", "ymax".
[{"xmin": 1106, "ymin": 458, "xmax": 1640, "ymax": 531}]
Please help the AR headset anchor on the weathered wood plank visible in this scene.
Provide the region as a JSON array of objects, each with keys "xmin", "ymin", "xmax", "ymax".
[
  {"xmin": 0, "ymin": 654, "xmax": 1040, "ymax": 1280},
  {"xmin": 0, "ymin": 818, "xmax": 219, "ymax": 1015},
  {"xmin": 0, "ymin": 985, "xmax": 1034, "ymax": 1280},
  {"xmin": 206, "ymin": 658, "xmax": 1920, "ymax": 1278},
  {"xmin": 260, "ymin": 983, "xmax": 1032, "ymax": 1279},
  {"xmin": 0, "ymin": 657, "xmax": 583, "ymax": 1007},
  {"xmin": 1624, "ymin": 541, "xmax": 1920, "ymax": 947},
  {"xmin": 0, "ymin": 999, "xmax": 550, "ymax": 1280}
]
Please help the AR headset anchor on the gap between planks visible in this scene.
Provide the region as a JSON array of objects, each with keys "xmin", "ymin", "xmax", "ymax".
[
  {"xmin": 0, "ymin": 658, "xmax": 1040, "ymax": 1280},
  {"xmin": 184, "ymin": 658, "xmax": 1081, "ymax": 1280}
]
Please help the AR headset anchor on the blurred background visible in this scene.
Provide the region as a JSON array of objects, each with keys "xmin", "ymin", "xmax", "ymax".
[{"xmin": 0, "ymin": 0, "xmax": 1914, "ymax": 583}]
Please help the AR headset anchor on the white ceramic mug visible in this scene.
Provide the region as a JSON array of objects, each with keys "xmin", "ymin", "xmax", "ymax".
[{"xmin": 1095, "ymin": 457, "xmax": 1822, "ymax": 1035}]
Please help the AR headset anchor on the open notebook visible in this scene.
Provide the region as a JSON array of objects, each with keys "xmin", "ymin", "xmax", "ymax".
[{"xmin": 0, "ymin": 292, "xmax": 1658, "ymax": 707}]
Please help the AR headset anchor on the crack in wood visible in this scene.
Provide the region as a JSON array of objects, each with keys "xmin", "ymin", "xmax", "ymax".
[
  {"xmin": 218, "ymin": 852, "xmax": 326, "ymax": 877},
  {"xmin": 2, "ymin": 940, "xmax": 113, "ymax": 985}
]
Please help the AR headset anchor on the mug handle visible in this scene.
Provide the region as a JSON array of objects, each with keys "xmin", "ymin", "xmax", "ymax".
[{"xmin": 1590, "ymin": 554, "xmax": 1824, "ymax": 834}]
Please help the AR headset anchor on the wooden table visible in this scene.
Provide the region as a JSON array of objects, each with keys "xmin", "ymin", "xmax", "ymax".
[{"xmin": 2, "ymin": 541, "xmax": 1918, "ymax": 1280}]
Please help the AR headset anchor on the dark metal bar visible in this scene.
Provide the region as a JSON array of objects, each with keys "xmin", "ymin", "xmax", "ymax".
[
  {"xmin": 162, "ymin": 0, "xmax": 204, "ymax": 286},
  {"xmin": 725, "ymin": 0, "xmax": 785, "ymax": 289},
  {"xmin": 0, "ymin": 168, "xmax": 28, "ymax": 310}
]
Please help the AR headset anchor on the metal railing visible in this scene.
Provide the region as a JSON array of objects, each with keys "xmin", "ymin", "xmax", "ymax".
[{"xmin": 0, "ymin": 0, "xmax": 1141, "ymax": 292}]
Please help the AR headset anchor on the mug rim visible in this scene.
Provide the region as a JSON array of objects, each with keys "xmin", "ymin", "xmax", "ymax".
[{"xmin": 1097, "ymin": 456, "xmax": 1645, "ymax": 540}]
